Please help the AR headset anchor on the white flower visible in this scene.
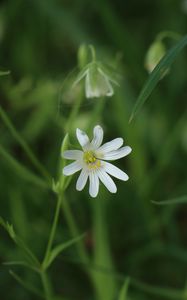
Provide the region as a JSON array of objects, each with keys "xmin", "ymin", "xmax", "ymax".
[
  {"xmin": 73, "ymin": 62, "xmax": 119, "ymax": 99},
  {"xmin": 62, "ymin": 125, "xmax": 132, "ymax": 198}
]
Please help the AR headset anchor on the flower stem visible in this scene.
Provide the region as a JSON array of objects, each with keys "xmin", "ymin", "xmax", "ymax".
[
  {"xmin": 156, "ymin": 31, "xmax": 181, "ymax": 42},
  {"xmin": 89, "ymin": 44, "xmax": 96, "ymax": 62},
  {"xmin": 43, "ymin": 194, "xmax": 63, "ymax": 267},
  {"xmin": 61, "ymin": 195, "xmax": 90, "ymax": 264},
  {"xmin": 65, "ymin": 93, "xmax": 83, "ymax": 133},
  {"xmin": 40, "ymin": 270, "xmax": 53, "ymax": 300},
  {"xmin": 0, "ymin": 105, "xmax": 51, "ymax": 184}
]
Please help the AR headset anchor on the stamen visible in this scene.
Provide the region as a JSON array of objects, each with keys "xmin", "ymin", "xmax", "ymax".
[{"xmin": 83, "ymin": 151, "xmax": 101, "ymax": 169}]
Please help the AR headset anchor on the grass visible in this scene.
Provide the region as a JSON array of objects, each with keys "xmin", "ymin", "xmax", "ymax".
[{"xmin": 0, "ymin": 0, "xmax": 187, "ymax": 299}]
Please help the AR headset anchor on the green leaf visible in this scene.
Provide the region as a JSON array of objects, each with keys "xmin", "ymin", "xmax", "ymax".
[
  {"xmin": 0, "ymin": 105, "xmax": 51, "ymax": 183},
  {"xmin": 3, "ymin": 261, "xmax": 39, "ymax": 273},
  {"xmin": 0, "ymin": 144, "xmax": 48, "ymax": 189},
  {"xmin": 44, "ymin": 233, "xmax": 85, "ymax": 269},
  {"xmin": 0, "ymin": 217, "xmax": 16, "ymax": 238},
  {"xmin": 152, "ymin": 195, "xmax": 187, "ymax": 205},
  {"xmin": 119, "ymin": 277, "xmax": 130, "ymax": 300},
  {"xmin": 129, "ymin": 35, "xmax": 187, "ymax": 122},
  {"xmin": 0, "ymin": 70, "xmax": 10, "ymax": 76},
  {"xmin": 0, "ymin": 217, "xmax": 40, "ymax": 267},
  {"xmin": 9, "ymin": 270, "xmax": 44, "ymax": 298},
  {"xmin": 131, "ymin": 277, "xmax": 185, "ymax": 299}
]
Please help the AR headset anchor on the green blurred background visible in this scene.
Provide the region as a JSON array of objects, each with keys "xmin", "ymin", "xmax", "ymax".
[{"xmin": 0, "ymin": 0, "xmax": 187, "ymax": 299}]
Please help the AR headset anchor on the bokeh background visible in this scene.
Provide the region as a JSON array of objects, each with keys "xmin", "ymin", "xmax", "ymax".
[{"xmin": 0, "ymin": 0, "xmax": 187, "ymax": 299}]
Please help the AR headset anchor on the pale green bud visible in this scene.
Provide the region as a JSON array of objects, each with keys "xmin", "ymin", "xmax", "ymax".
[
  {"xmin": 145, "ymin": 41, "xmax": 166, "ymax": 73},
  {"xmin": 78, "ymin": 44, "xmax": 88, "ymax": 69}
]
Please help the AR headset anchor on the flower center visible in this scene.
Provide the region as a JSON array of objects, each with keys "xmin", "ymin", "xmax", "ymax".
[{"xmin": 83, "ymin": 151, "xmax": 101, "ymax": 169}]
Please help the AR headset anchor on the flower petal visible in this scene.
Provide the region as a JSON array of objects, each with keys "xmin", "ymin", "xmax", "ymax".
[
  {"xmin": 102, "ymin": 146, "xmax": 132, "ymax": 160},
  {"xmin": 63, "ymin": 150, "xmax": 83, "ymax": 160},
  {"xmin": 105, "ymin": 80, "xmax": 114, "ymax": 96},
  {"xmin": 97, "ymin": 69, "xmax": 114, "ymax": 96},
  {"xmin": 91, "ymin": 125, "xmax": 103, "ymax": 149},
  {"xmin": 76, "ymin": 128, "xmax": 90, "ymax": 149},
  {"xmin": 89, "ymin": 171, "xmax": 99, "ymax": 198},
  {"xmin": 96, "ymin": 138, "xmax": 123, "ymax": 155},
  {"xmin": 98, "ymin": 67, "xmax": 119, "ymax": 86},
  {"xmin": 85, "ymin": 65, "xmax": 114, "ymax": 98},
  {"xmin": 76, "ymin": 168, "xmax": 89, "ymax": 191},
  {"xmin": 97, "ymin": 169, "xmax": 117, "ymax": 193},
  {"xmin": 104, "ymin": 162, "xmax": 129, "ymax": 181},
  {"xmin": 63, "ymin": 161, "xmax": 82, "ymax": 176},
  {"xmin": 85, "ymin": 70, "xmax": 95, "ymax": 98}
]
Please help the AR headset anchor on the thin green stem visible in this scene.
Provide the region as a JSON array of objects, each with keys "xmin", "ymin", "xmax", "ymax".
[
  {"xmin": 40, "ymin": 271, "xmax": 53, "ymax": 300},
  {"xmin": 87, "ymin": 98, "xmax": 106, "ymax": 134},
  {"xmin": 156, "ymin": 31, "xmax": 181, "ymax": 42},
  {"xmin": 43, "ymin": 194, "xmax": 63, "ymax": 267},
  {"xmin": 89, "ymin": 44, "xmax": 96, "ymax": 62},
  {"xmin": 65, "ymin": 92, "xmax": 83, "ymax": 133},
  {"xmin": 0, "ymin": 105, "xmax": 51, "ymax": 184},
  {"xmin": 61, "ymin": 195, "xmax": 89, "ymax": 264}
]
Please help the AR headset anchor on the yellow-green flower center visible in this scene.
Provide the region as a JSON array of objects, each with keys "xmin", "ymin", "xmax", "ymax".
[{"xmin": 83, "ymin": 151, "xmax": 101, "ymax": 169}]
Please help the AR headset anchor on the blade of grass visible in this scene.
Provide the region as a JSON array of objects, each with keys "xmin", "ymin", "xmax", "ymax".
[
  {"xmin": 119, "ymin": 277, "xmax": 130, "ymax": 300},
  {"xmin": 3, "ymin": 261, "xmax": 39, "ymax": 273},
  {"xmin": 9, "ymin": 270, "xmax": 44, "ymax": 298},
  {"xmin": 0, "ymin": 105, "xmax": 51, "ymax": 183},
  {"xmin": 0, "ymin": 144, "xmax": 49, "ymax": 189},
  {"xmin": 129, "ymin": 35, "xmax": 187, "ymax": 122},
  {"xmin": 0, "ymin": 70, "xmax": 10, "ymax": 75},
  {"xmin": 57, "ymin": 256, "xmax": 186, "ymax": 300},
  {"xmin": 44, "ymin": 233, "xmax": 86, "ymax": 269},
  {"xmin": 152, "ymin": 195, "xmax": 187, "ymax": 205}
]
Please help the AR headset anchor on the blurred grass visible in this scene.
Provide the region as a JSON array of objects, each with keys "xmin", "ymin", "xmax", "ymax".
[{"xmin": 0, "ymin": 0, "xmax": 187, "ymax": 299}]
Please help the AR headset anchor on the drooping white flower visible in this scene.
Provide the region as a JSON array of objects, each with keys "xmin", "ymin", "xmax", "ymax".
[
  {"xmin": 73, "ymin": 62, "xmax": 119, "ymax": 99},
  {"xmin": 62, "ymin": 125, "xmax": 132, "ymax": 198}
]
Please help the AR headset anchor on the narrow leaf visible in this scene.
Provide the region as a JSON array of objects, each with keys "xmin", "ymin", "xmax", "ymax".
[
  {"xmin": 130, "ymin": 35, "xmax": 187, "ymax": 122},
  {"xmin": 119, "ymin": 277, "xmax": 130, "ymax": 300},
  {"xmin": 3, "ymin": 261, "xmax": 39, "ymax": 272},
  {"xmin": 152, "ymin": 195, "xmax": 187, "ymax": 205},
  {"xmin": 0, "ymin": 144, "xmax": 48, "ymax": 189},
  {"xmin": 44, "ymin": 233, "xmax": 85, "ymax": 269},
  {"xmin": 0, "ymin": 70, "xmax": 10, "ymax": 76},
  {"xmin": 9, "ymin": 270, "xmax": 44, "ymax": 298},
  {"xmin": 0, "ymin": 217, "xmax": 40, "ymax": 267}
]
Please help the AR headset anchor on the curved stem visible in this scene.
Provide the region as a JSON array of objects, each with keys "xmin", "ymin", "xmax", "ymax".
[{"xmin": 156, "ymin": 31, "xmax": 181, "ymax": 42}]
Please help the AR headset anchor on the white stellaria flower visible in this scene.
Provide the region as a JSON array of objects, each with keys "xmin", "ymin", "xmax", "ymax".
[
  {"xmin": 73, "ymin": 62, "xmax": 119, "ymax": 99},
  {"xmin": 62, "ymin": 125, "xmax": 132, "ymax": 198}
]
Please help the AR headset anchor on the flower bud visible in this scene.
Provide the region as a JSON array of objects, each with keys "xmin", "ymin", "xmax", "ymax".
[
  {"xmin": 73, "ymin": 61, "xmax": 119, "ymax": 99},
  {"xmin": 145, "ymin": 40, "xmax": 166, "ymax": 73},
  {"xmin": 77, "ymin": 44, "xmax": 88, "ymax": 69}
]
